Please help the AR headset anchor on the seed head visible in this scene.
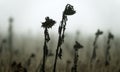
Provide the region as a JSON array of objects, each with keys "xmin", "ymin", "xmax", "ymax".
[
  {"xmin": 64, "ymin": 4, "xmax": 76, "ymax": 15},
  {"xmin": 42, "ymin": 17, "xmax": 56, "ymax": 28}
]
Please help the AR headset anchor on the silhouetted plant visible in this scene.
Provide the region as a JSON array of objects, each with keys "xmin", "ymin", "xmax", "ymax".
[
  {"xmin": 41, "ymin": 17, "xmax": 56, "ymax": 72},
  {"xmin": 0, "ymin": 39, "xmax": 7, "ymax": 71},
  {"xmin": 0, "ymin": 39, "xmax": 7, "ymax": 55},
  {"xmin": 53, "ymin": 4, "xmax": 76, "ymax": 72},
  {"xmin": 91, "ymin": 29, "xmax": 103, "ymax": 62},
  {"xmin": 71, "ymin": 41, "xmax": 83, "ymax": 72},
  {"xmin": 105, "ymin": 32, "xmax": 114, "ymax": 66},
  {"xmin": 8, "ymin": 17, "xmax": 14, "ymax": 72}
]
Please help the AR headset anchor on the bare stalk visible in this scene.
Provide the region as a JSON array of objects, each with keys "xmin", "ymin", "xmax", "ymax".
[
  {"xmin": 105, "ymin": 32, "xmax": 114, "ymax": 66},
  {"xmin": 53, "ymin": 4, "xmax": 76, "ymax": 72},
  {"xmin": 71, "ymin": 41, "xmax": 83, "ymax": 72},
  {"xmin": 91, "ymin": 29, "xmax": 103, "ymax": 63},
  {"xmin": 8, "ymin": 17, "xmax": 13, "ymax": 72}
]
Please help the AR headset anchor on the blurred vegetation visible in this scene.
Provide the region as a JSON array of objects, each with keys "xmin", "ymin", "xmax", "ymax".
[{"xmin": 0, "ymin": 28, "xmax": 120, "ymax": 72}]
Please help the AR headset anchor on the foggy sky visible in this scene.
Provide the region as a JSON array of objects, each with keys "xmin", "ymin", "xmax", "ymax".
[{"xmin": 0, "ymin": 0, "xmax": 120, "ymax": 36}]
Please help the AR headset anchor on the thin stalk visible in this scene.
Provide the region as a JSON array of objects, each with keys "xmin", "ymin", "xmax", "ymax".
[
  {"xmin": 91, "ymin": 36, "xmax": 98, "ymax": 62},
  {"xmin": 53, "ymin": 14, "xmax": 66, "ymax": 72},
  {"xmin": 71, "ymin": 41, "xmax": 83, "ymax": 72},
  {"xmin": 8, "ymin": 17, "xmax": 13, "ymax": 72},
  {"xmin": 105, "ymin": 32, "xmax": 114, "ymax": 66},
  {"xmin": 41, "ymin": 28, "xmax": 48, "ymax": 72},
  {"xmin": 90, "ymin": 29, "xmax": 103, "ymax": 63},
  {"xmin": 72, "ymin": 50, "xmax": 78, "ymax": 72},
  {"xmin": 53, "ymin": 4, "xmax": 76, "ymax": 72}
]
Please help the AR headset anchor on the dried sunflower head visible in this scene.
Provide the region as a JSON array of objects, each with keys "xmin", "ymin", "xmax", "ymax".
[
  {"xmin": 108, "ymin": 32, "xmax": 114, "ymax": 39},
  {"xmin": 64, "ymin": 4, "xmax": 76, "ymax": 15},
  {"xmin": 74, "ymin": 41, "xmax": 83, "ymax": 51},
  {"xmin": 42, "ymin": 17, "xmax": 56, "ymax": 28},
  {"xmin": 96, "ymin": 29, "xmax": 103, "ymax": 36}
]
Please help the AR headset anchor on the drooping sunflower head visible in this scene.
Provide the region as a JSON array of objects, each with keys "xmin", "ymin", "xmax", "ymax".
[
  {"xmin": 64, "ymin": 4, "xmax": 76, "ymax": 15},
  {"xmin": 42, "ymin": 17, "xmax": 56, "ymax": 28}
]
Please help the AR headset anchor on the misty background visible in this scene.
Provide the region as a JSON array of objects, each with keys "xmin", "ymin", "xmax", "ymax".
[{"xmin": 0, "ymin": 0, "xmax": 120, "ymax": 36}]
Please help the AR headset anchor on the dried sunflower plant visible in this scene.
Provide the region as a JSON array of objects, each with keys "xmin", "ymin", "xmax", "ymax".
[
  {"xmin": 105, "ymin": 32, "xmax": 114, "ymax": 66},
  {"xmin": 41, "ymin": 17, "xmax": 56, "ymax": 72},
  {"xmin": 0, "ymin": 39, "xmax": 7, "ymax": 57},
  {"xmin": 8, "ymin": 17, "xmax": 14, "ymax": 72},
  {"xmin": 91, "ymin": 29, "xmax": 103, "ymax": 63},
  {"xmin": 53, "ymin": 4, "xmax": 76, "ymax": 72},
  {"xmin": 71, "ymin": 41, "xmax": 83, "ymax": 72}
]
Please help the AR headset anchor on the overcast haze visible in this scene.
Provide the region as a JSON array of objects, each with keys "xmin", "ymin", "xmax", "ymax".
[{"xmin": 0, "ymin": 0, "xmax": 120, "ymax": 36}]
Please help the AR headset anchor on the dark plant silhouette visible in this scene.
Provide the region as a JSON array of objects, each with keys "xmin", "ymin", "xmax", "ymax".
[
  {"xmin": 8, "ymin": 17, "xmax": 14, "ymax": 72},
  {"xmin": 105, "ymin": 32, "xmax": 114, "ymax": 66},
  {"xmin": 53, "ymin": 4, "xmax": 76, "ymax": 72},
  {"xmin": 0, "ymin": 39, "xmax": 7, "ymax": 55},
  {"xmin": 91, "ymin": 29, "xmax": 103, "ymax": 62},
  {"xmin": 71, "ymin": 41, "xmax": 83, "ymax": 72},
  {"xmin": 41, "ymin": 17, "xmax": 56, "ymax": 72},
  {"xmin": 0, "ymin": 39, "xmax": 7, "ymax": 71}
]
